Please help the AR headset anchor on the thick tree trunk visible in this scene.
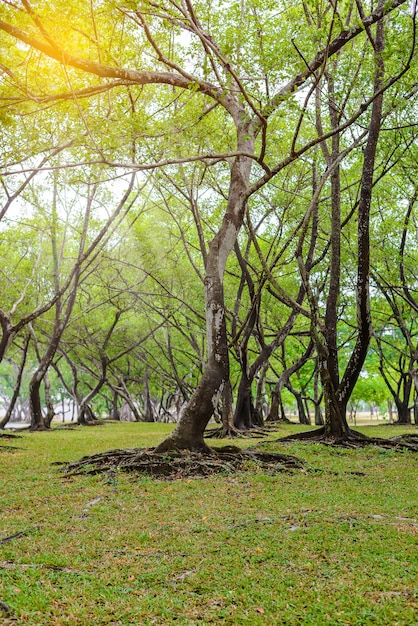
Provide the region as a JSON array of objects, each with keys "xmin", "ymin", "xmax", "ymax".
[
  {"xmin": 395, "ymin": 400, "xmax": 411, "ymax": 425},
  {"xmin": 29, "ymin": 377, "xmax": 47, "ymax": 431},
  {"xmin": 155, "ymin": 130, "xmax": 254, "ymax": 452},
  {"xmin": 78, "ymin": 404, "xmax": 97, "ymax": 425},
  {"xmin": 319, "ymin": 348, "xmax": 351, "ymax": 438}
]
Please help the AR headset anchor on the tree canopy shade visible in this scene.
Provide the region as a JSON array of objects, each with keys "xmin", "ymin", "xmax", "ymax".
[{"xmin": 0, "ymin": 0, "xmax": 417, "ymax": 449}]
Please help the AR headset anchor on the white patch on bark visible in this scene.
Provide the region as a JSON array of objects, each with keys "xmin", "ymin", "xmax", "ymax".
[
  {"xmin": 217, "ymin": 222, "xmax": 237, "ymax": 280},
  {"xmin": 207, "ymin": 302, "xmax": 224, "ymax": 357}
]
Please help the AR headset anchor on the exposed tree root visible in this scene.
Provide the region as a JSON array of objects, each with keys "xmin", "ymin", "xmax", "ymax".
[
  {"xmin": 61, "ymin": 445, "xmax": 305, "ymax": 480},
  {"xmin": 0, "ymin": 600, "xmax": 11, "ymax": 617},
  {"xmin": 205, "ymin": 423, "xmax": 282, "ymax": 439},
  {"xmin": 276, "ymin": 428, "xmax": 418, "ymax": 451},
  {"xmin": 0, "ymin": 445, "xmax": 20, "ymax": 452}
]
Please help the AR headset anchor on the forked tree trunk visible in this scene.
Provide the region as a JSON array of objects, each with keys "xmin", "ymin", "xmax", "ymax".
[
  {"xmin": 78, "ymin": 404, "xmax": 97, "ymax": 425},
  {"xmin": 318, "ymin": 14, "xmax": 385, "ymax": 437}
]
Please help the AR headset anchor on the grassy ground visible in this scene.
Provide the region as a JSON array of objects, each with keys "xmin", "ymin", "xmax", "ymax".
[{"xmin": 1, "ymin": 422, "xmax": 417, "ymax": 626}]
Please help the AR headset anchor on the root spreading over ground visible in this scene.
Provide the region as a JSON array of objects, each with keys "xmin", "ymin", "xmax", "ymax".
[
  {"xmin": 276, "ymin": 428, "xmax": 418, "ymax": 450},
  {"xmin": 61, "ymin": 446, "xmax": 305, "ymax": 480},
  {"xmin": 205, "ymin": 424, "xmax": 281, "ymax": 439}
]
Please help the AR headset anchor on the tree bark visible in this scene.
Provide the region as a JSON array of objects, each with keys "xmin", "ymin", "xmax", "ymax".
[
  {"xmin": 320, "ymin": 12, "xmax": 385, "ymax": 437},
  {"xmin": 155, "ymin": 127, "xmax": 255, "ymax": 452},
  {"xmin": 0, "ymin": 334, "xmax": 30, "ymax": 429}
]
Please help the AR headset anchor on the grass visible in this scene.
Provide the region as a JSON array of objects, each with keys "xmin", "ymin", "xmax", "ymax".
[{"xmin": 1, "ymin": 422, "xmax": 417, "ymax": 625}]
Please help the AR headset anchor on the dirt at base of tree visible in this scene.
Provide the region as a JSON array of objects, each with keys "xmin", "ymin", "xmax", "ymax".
[{"xmin": 60, "ymin": 446, "xmax": 305, "ymax": 480}]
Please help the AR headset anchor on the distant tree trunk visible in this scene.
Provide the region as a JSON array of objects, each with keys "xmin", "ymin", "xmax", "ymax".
[
  {"xmin": 234, "ymin": 370, "xmax": 255, "ymax": 430},
  {"xmin": 43, "ymin": 373, "xmax": 55, "ymax": 428},
  {"xmin": 255, "ymin": 362, "xmax": 269, "ymax": 420},
  {"xmin": 220, "ymin": 379, "xmax": 235, "ymax": 436},
  {"xmin": 387, "ymin": 398, "xmax": 394, "ymax": 424},
  {"xmin": 286, "ymin": 382, "xmax": 311, "ymax": 425},
  {"xmin": 142, "ymin": 368, "xmax": 155, "ymax": 422},
  {"xmin": 266, "ymin": 343, "xmax": 314, "ymax": 423},
  {"xmin": 113, "ymin": 378, "xmax": 142, "ymax": 422},
  {"xmin": 313, "ymin": 365, "xmax": 324, "ymax": 425},
  {"xmin": 111, "ymin": 389, "xmax": 120, "ymax": 421},
  {"xmin": 0, "ymin": 333, "xmax": 30, "ymax": 429},
  {"xmin": 78, "ymin": 404, "xmax": 97, "ymax": 425}
]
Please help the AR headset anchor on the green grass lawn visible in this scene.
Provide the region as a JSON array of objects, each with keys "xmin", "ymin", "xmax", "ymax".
[{"xmin": 1, "ymin": 422, "xmax": 417, "ymax": 625}]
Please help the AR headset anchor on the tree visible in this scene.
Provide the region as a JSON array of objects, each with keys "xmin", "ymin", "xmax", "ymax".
[{"xmin": 0, "ymin": 0, "xmax": 414, "ymax": 451}]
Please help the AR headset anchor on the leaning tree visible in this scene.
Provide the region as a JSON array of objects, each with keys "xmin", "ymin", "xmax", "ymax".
[{"xmin": 0, "ymin": 0, "xmax": 415, "ymax": 450}]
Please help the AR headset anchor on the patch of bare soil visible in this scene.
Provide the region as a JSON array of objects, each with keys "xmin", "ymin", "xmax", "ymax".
[{"xmin": 60, "ymin": 446, "xmax": 305, "ymax": 480}]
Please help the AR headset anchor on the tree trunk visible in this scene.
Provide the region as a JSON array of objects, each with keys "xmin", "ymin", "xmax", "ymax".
[
  {"xmin": 29, "ymin": 377, "xmax": 46, "ymax": 431},
  {"xmin": 220, "ymin": 379, "xmax": 235, "ymax": 436},
  {"xmin": 0, "ymin": 334, "xmax": 30, "ymax": 429},
  {"xmin": 78, "ymin": 404, "xmax": 97, "ymax": 425},
  {"xmin": 154, "ymin": 129, "xmax": 254, "ymax": 453},
  {"xmin": 318, "ymin": 15, "xmax": 385, "ymax": 437},
  {"xmin": 395, "ymin": 400, "xmax": 411, "ymax": 424},
  {"xmin": 112, "ymin": 389, "xmax": 120, "ymax": 421},
  {"xmin": 142, "ymin": 368, "xmax": 155, "ymax": 422},
  {"xmin": 43, "ymin": 373, "xmax": 55, "ymax": 428},
  {"xmin": 313, "ymin": 366, "xmax": 324, "ymax": 425},
  {"xmin": 255, "ymin": 363, "xmax": 269, "ymax": 420},
  {"xmin": 387, "ymin": 398, "xmax": 394, "ymax": 424},
  {"xmin": 314, "ymin": 403, "xmax": 324, "ymax": 426},
  {"xmin": 286, "ymin": 382, "xmax": 311, "ymax": 425},
  {"xmin": 234, "ymin": 372, "xmax": 254, "ymax": 430}
]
